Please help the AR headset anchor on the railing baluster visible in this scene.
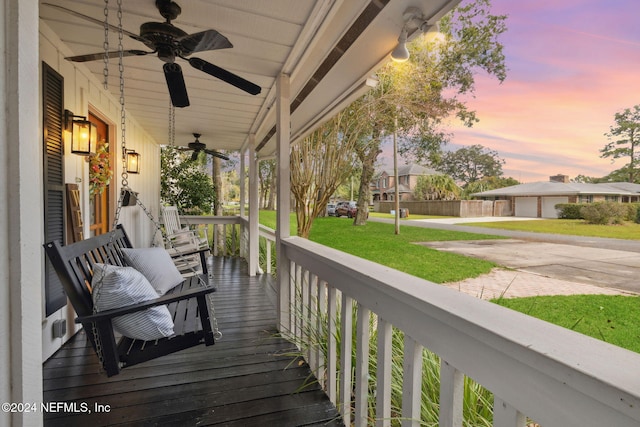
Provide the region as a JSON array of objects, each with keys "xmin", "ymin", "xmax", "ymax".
[
  {"xmin": 327, "ymin": 284, "xmax": 337, "ymax": 404},
  {"xmin": 340, "ymin": 293, "xmax": 353, "ymax": 425},
  {"xmin": 307, "ymin": 273, "xmax": 318, "ymax": 372},
  {"xmin": 266, "ymin": 238, "xmax": 272, "ymax": 274},
  {"xmin": 402, "ymin": 335, "xmax": 423, "ymax": 427},
  {"xmin": 213, "ymin": 224, "xmax": 219, "ymax": 256},
  {"xmin": 355, "ymin": 304, "xmax": 370, "ymax": 427},
  {"xmin": 317, "ymin": 279, "xmax": 327, "ymax": 388},
  {"xmin": 294, "ymin": 264, "xmax": 303, "ymax": 345},
  {"xmin": 301, "ymin": 269, "xmax": 310, "ymax": 357},
  {"xmin": 439, "ymin": 359, "xmax": 463, "ymax": 427},
  {"xmin": 493, "ymin": 397, "xmax": 526, "ymax": 427},
  {"xmin": 376, "ymin": 318, "xmax": 392, "ymax": 427}
]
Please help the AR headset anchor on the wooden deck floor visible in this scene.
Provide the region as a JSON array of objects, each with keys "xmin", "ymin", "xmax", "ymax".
[{"xmin": 43, "ymin": 257, "xmax": 343, "ymax": 426}]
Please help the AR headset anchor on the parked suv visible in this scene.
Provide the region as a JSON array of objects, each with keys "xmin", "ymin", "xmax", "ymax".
[
  {"xmin": 335, "ymin": 201, "xmax": 358, "ymax": 218},
  {"xmin": 326, "ymin": 203, "xmax": 337, "ymax": 216}
]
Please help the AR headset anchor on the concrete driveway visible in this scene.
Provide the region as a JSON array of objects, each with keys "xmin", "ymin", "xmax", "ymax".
[
  {"xmin": 420, "ymin": 239, "xmax": 640, "ymax": 297},
  {"xmin": 369, "ymin": 217, "xmax": 640, "ymax": 298}
]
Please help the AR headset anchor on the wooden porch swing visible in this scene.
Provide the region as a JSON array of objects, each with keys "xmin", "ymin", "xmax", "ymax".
[
  {"xmin": 43, "ymin": 1, "xmax": 220, "ymax": 376},
  {"xmin": 44, "ymin": 220, "xmax": 219, "ymax": 377}
]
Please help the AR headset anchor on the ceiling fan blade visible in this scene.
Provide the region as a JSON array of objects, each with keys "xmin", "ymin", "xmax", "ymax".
[
  {"xmin": 178, "ymin": 30, "xmax": 233, "ymax": 55},
  {"xmin": 42, "ymin": 3, "xmax": 144, "ymax": 42},
  {"xmin": 204, "ymin": 149, "xmax": 230, "ymax": 161},
  {"xmin": 188, "ymin": 57, "xmax": 261, "ymax": 95},
  {"xmin": 163, "ymin": 63, "xmax": 190, "ymax": 108},
  {"xmin": 65, "ymin": 50, "xmax": 152, "ymax": 63},
  {"xmin": 191, "ymin": 151, "xmax": 200, "ymax": 161}
]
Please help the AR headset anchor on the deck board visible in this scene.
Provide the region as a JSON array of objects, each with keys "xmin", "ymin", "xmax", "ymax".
[{"xmin": 43, "ymin": 257, "xmax": 342, "ymax": 426}]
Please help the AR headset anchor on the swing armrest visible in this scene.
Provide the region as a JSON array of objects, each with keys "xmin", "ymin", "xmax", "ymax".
[{"xmin": 76, "ymin": 285, "xmax": 216, "ymax": 324}]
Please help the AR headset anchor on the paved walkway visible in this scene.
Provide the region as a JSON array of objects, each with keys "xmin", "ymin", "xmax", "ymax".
[{"xmin": 370, "ymin": 216, "xmax": 640, "ymax": 300}]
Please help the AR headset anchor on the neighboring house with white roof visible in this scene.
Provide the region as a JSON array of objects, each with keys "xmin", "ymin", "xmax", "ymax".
[
  {"xmin": 473, "ymin": 174, "xmax": 640, "ymax": 218},
  {"xmin": 371, "ymin": 164, "xmax": 438, "ymax": 202}
]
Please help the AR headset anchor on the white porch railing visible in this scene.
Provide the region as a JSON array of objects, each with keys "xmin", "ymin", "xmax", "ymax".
[
  {"xmin": 278, "ymin": 236, "xmax": 640, "ymax": 427},
  {"xmin": 180, "ymin": 215, "xmax": 244, "ymax": 257}
]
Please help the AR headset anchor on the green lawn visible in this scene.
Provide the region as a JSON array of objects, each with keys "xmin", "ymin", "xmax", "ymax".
[
  {"xmin": 494, "ymin": 295, "xmax": 640, "ymax": 353},
  {"xmin": 468, "ymin": 219, "xmax": 640, "ymax": 240},
  {"xmin": 259, "ymin": 210, "xmax": 500, "ymax": 283},
  {"xmin": 259, "ymin": 210, "xmax": 640, "ymax": 352}
]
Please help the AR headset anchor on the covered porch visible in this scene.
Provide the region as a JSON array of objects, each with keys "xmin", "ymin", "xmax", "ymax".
[
  {"xmin": 43, "ymin": 257, "xmax": 342, "ymax": 426},
  {"xmin": 3, "ymin": 0, "xmax": 640, "ymax": 426}
]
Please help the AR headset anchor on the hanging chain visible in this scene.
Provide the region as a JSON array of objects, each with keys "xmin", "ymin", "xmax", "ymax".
[
  {"xmin": 102, "ymin": 0, "xmax": 109, "ymax": 89},
  {"xmin": 117, "ymin": 0, "xmax": 128, "ymax": 190}
]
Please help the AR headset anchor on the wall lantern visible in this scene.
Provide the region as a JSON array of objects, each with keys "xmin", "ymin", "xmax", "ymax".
[
  {"xmin": 126, "ymin": 149, "xmax": 141, "ymax": 174},
  {"xmin": 64, "ymin": 109, "xmax": 97, "ymax": 155}
]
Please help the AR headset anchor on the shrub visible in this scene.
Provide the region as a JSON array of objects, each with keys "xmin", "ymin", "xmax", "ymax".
[
  {"xmin": 556, "ymin": 203, "xmax": 583, "ymax": 219},
  {"xmin": 581, "ymin": 202, "xmax": 628, "ymax": 225},
  {"xmin": 625, "ymin": 202, "xmax": 640, "ymax": 222}
]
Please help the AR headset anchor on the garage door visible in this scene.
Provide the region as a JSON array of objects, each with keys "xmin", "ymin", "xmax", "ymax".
[
  {"xmin": 515, "ymin": 197, "xmax": 537, "ymax": 217},
  {"xmin": 541, "ymin": 196, "xmax": 568, "ymax": 218}
]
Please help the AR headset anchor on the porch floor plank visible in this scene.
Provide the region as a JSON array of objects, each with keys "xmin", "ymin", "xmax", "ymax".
[{"xmin": 43, "ymin": 257, "xmax": 343, "ymax": 427}]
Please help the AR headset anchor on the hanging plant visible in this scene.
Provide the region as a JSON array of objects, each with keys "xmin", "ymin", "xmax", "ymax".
[{"xmin": 89, "ymin": 143, "xmax": 113, "ymax": 196}]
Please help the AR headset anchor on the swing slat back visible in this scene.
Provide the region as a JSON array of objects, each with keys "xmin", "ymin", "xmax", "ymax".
[{"xmin": 45, "ymin": 224, "xmax": 133, "ymax": 318}]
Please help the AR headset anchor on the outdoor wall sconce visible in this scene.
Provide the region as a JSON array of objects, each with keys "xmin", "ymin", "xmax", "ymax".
[
  {"xmin": 390, "ymin": 7, "xmax": 434, "ymax": 62},
  {"xmin": 126, "ymin": 149, "xmax": 141, "ymax": 174},
  {"xmin": 64, "ymin": 109, "xmax": 97, "ymax": 155}
]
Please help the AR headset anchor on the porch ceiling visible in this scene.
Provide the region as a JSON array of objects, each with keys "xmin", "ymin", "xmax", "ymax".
[{"xmin": 39, "ymin": 0, "xmax": 459, "ymax": 157}]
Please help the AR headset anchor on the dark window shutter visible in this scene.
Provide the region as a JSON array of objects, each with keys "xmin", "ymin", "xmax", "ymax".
[{"xmin": 43, "ymin": 62, "xmax": 67, "ymax": 316}]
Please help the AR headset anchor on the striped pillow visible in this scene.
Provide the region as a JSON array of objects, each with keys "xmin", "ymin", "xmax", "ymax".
[
  {"xmin": 92, "ymin": 263, "xmax": 174, "ymax": 341},
  {"xmin": 121, "ymin": 247, "xmax": 184, "ymax": 296}
]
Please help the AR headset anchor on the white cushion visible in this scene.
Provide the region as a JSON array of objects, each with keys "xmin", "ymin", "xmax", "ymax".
[
  {"xmin": 121, "ymin": 247, "xmax": 184, "ymax": 296},
  {"xmin": 91, "ymin": 263, "xmax": 174, "ymax": 341}
]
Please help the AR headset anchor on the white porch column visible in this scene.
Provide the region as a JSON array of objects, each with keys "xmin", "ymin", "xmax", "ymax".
[
  {"xmin": 2, "ymin": 0, "xmax": 44, "ymax": 426},
  {"xmin": 247, "ymin": 135, "xmax": 259, "ymax": 276},
  {"xmin": 239, "ymin": 147, "xmax": 246, "ymax": 218},
  {"xmin": 238, "ymin": 147, "xmax": 246, "ymax": 258},
  {"xmin": 275, "ymin": 73, "xmax": 291, "ymax": 332}
]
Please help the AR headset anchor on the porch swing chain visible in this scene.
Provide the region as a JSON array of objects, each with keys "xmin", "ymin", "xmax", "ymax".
[{"xmin": 102, "ymin": 0, "xmax": 109, "ymax": 89}]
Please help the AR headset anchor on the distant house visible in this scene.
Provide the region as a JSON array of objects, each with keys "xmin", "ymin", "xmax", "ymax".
[
  {"xmin": 473, "ymin": 174, "xmax": 640, "ymax": 218},
  {"xmin": 371, "ymin": 164, "xmax": 437, "ymax": 202}
]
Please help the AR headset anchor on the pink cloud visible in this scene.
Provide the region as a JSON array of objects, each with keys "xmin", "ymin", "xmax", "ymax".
[{"xmin": 445, "ymin": 0, "xmax": 640, "ymax": 182}]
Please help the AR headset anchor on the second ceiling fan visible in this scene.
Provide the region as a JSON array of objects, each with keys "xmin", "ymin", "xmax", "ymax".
[
  {"xmin": 45, "ymin": 0, "xmax": 261, "ymax": 107},
  {"xmin": 177, "ymin": 133, "xmax": 229, "ymax": 161}
]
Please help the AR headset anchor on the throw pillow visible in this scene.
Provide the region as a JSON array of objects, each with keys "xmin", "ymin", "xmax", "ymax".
[
  {"xmin": 91, "ymin": 263, "xmax": 174, "ymax": 341},
  {"xmin": 121, "ymin": 247, "xmax": 184, "ymax": 296}
]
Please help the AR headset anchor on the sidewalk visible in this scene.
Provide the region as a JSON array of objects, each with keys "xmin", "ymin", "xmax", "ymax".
[{"xmin": 444, "ymin": 269, "xmax": 629, "ymax": 300}]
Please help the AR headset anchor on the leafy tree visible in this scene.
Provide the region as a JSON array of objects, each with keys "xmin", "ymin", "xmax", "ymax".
[
  {"xmin": 462, "ymin": 175, "xmax": 519, "ymax": 199},
  {"xmin": 601, "ymin": 105, "xmax": 640, "ymax": 183},
  {"xmin": 413, "ymin": 174, "xmax": 461, "ymax": 200},
  {"xmin": 436, "ymin": 144, "xmax": 505, "ymax": 186},
  {"xmin": 258, "ymin": 159, "xmax": 277, "ymax": 209},
  {"xmin": 160, "ymin": 146, "xmax": 215, "ymax": 214},
  {"xmin": 349, "ymin": 0, "xmax": 507, "ymax": 225},
  {"xmin": 290, "ymin": 107, "xmax": 364, "ymax": 238}
]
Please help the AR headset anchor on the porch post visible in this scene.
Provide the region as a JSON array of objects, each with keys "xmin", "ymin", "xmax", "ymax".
[
  {"xmin": 239, "ymin": 147, "xmax": 246, "ymax": 218},
  {"xmin": 275, "ymin": 73, "xmax": 291, "ymax": 332},
  {"xmin": 247, "ymin": 135, "xmax": 259, "ymax": 276},
  {"xmin": 1, "ymin": 0, "xmax": 43, "ymax": 425}
]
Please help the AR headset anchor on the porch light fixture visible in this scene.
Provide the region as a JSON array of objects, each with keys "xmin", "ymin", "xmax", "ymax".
[
  {"xmin": 390, "ymin": 7, "xmax": 434, "ymax": 63},
  {"xmin": 64, "ymin": 109, "xmax": 97, "ymax": 155},
  {"xmin": 125, "ymin": 149, "xmax": 141, "ymax": 174}
]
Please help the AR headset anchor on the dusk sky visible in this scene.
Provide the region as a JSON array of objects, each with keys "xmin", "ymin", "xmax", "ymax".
[{"xmin": 387, "ymin": 0, "xmax": 640, "ymax": 183}]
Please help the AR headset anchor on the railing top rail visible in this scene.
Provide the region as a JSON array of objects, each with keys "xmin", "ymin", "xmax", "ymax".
[
  {"xmin": 281, "ymin": 236, "xmax": 640, "ymax": 427},
  {"xmin": 179, "ymin": 215, "xmax": 242, "ymax": 225}
]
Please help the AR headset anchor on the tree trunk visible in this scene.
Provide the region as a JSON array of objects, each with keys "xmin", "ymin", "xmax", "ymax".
[
  {"xmin": 267, "ymin": 167, "xmax": 277, "ymax": 210},
  {"xmin": 354, "ymin": 142, "xmax": 381, "ymax": 225}
]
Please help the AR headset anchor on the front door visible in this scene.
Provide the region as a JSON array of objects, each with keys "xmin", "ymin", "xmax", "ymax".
[{"xmin": 88, "ymin": 113, "xmax": 112, "ymax": 236}]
